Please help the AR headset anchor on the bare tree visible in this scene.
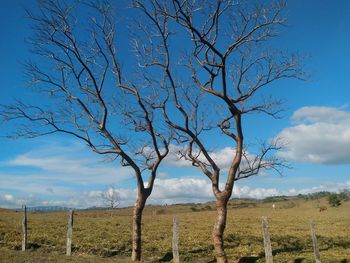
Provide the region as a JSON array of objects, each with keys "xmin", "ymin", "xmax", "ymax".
[
  {"xmin": 132, "ymin": 1, "xmax": 304, "ymax": 262},
  {"xmin": 101, "ymin": 184, "xmax": 120, "ymax": 209},
  {"xmin": 0, "ymin": 1, "xmax": 171, "ymax": 261}
]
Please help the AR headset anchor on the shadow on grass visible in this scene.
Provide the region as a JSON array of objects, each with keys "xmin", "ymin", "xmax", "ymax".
[
  {"xmin": 14, "ymin": 243, "xmax": 41, "ymax": 251},
  {"xmin": 101, "ymin": 249, "xmax": 123, "ymax": 257},
  {"xmin": 271, "ymin": 235, "xmax": 350, "ymax": 259},
  {"xmin": 271, "ymin": 235, "xmax": 305, "ymax": 255},
  {"xmin": 189, "ymin": 247, "xmax": 212, "ymax": 254},
  {"xmin": 238, "ymin": 254, "xmax": 308, "ymax": 263},
  {"xmin": 158, "ymin": 251, "xmax": 173, "ymax": 262},
  {"xmin": 238, "ymin": 256, "xmax": 261, "ymax": 263},
  {"xmin": 29, "ymin": 243, "xmax": 41, "ymax": 251},
  {"xmin": 318, "ymin": 236, "xmax": 350, "ymax": 251}
]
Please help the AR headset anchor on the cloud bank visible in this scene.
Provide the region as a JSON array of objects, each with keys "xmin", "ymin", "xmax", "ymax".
[
  {"xmin": 277, "ymin": 106, "xmax": 350, "ymax": 164},
  {"xmin": 2, "ymin": 177, "xmax": 349, "ymax": 209}
]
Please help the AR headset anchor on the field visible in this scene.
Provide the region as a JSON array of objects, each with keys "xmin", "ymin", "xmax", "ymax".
[{"xmin": 0, "ymin": 197, "xmax": 349, "ymax": 262}]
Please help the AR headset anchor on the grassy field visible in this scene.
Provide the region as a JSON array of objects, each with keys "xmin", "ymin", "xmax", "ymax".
[{"xmin": 0, "ymin": 197, "xmax": 349, "ymax": 262}]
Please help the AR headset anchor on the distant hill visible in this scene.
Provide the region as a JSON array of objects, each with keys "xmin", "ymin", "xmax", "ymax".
[
  {"xmin": 9, "ymin": 189, "xmax": 350, "ymax": 212},
  {"xmin": 13, "ymin": 205, "xmax": 113, "ymax": 212},
  {"xmin": 14, "ymin": 206, "xmax": 73, "ymax": 212}
]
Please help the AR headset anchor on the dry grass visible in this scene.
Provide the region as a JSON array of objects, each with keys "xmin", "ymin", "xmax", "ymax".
[{"xmin": 0, "ymin": 197, "xmax": 349, "ymax": 262}]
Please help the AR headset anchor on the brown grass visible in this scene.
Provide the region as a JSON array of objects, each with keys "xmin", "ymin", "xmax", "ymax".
[{"xmin": 0, "ymin": 197, "xmax": 349, "ymax": 262}]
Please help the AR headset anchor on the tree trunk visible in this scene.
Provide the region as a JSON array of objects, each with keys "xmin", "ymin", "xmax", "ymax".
[
  {"xmin": 212, "ymin": 196, "xmax": 229, "ymax": 263},
  {"xmin": 131, "ymin": 192, "xmax": 147, "ymax": 261}
]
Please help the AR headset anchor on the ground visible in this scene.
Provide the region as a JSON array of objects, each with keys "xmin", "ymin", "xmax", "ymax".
[{"xmin": 0, "ymin": 196, "xmax": 349, "ymax": 262}]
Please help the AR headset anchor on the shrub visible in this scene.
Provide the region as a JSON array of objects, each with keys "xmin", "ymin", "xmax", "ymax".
[
  {"xmin": 328, "ymin": 194, "xmax": 341, "ymax": 207},
  {"xmin": 202, "ymin": 205, "xmax": 213, "ymax": 211},
  {"xmin": 190, "ymin": 206, "xmax": 200, "ymax": 212}
]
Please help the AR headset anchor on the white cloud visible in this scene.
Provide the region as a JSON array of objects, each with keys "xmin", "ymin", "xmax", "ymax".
[
  {"xmin": 0, "ymin": 193, "xmax": 40, "ymax": 208},
  {"xmin": 0, "ymin": 173, "xmax": 76, "ymax": 195},
  {"xmin": 164, "ymin": 145, "xmax": 236, "ymax": 170},
  {"xmin": 164, "ymin": 144, "xmax": 255, "ymax": 172},
  {"xmin": 1, "ymin": 178, "xmax": 350, "ymax": 209},
  {"xmin": 211, "ymin": 147, "xmax": 236, "ymax": 170},
  {"xmin": 9, "ymin": 154, "xmax": 132, "ymax": 183},
  {"xmin": 150, "ymin": 178, "xmax": 350, "ymax": 203},
  {"xmin": 291, "ymin": 106, "xmax": 350, "ymax": 124},
  {"xmin": 277, "ymin": 106, "xmax": 350, "ymax": 164},
  {"xmin": 0, "ymin": 188, "xmax": 135, "ymax": 209},
  {"xmin": 0, "ymin": 141, "xmax": 138, "ymax": 208},
  {"xmin": 5, "ymin": 142, "xmax": 133, "ymax": 184},
  {"xmin": 163, "ymin": 145, "xmax": 193, "ymax": 167},
  {"xmin": 4, "ymin": 194, "xmax": 14, "ymax": 201},
  {"xmin": 1, "ymin": 141, "xmax": 274, "ymax": 209},
  {"xmin": 150, "ymin": 177, "xmax": 213, "ymax": 204},
  {"xmin": 2, "ymin": 126, "xmax": 350, "ymax": 210},
  {"xmin": 234, "ymin": 186, "xmax": 280, "ymax": 199}
]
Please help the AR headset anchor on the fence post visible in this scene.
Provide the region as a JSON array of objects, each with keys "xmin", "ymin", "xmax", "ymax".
[
  {"xmin": 261, "ymin": 216, "xmax": 273, "ymax": 263},
  {"xmin": 309, "ymin": 219, "xmax": 321, "ymax": 263},
  {"xmin": 21, "ymin": 205, "xmax": 27, "ymax": 251},
  {"xmin": 172, "ymin": 216, "xmax": 180, "ymax": 263},
  {"xmin": 66, "ymin": 210, "xmax": 74, "ymax": 256}
]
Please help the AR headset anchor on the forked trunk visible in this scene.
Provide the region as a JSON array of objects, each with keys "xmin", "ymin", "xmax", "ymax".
[
  {"xmin": 131, "ymin": 193, "xmax": 147, "ymax": 261},
  {"xmin": 212, "ymin": 196, "xmax": 229, "ymax": 263}
]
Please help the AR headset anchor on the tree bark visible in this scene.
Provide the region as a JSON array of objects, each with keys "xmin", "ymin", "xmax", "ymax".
[
  {"xmin": 131, "ymin": 192, "xmax": 148, "ymax": 261},
  {"xmin": 212, "ymin": 195, "xmax": 229, "ymax": 263}
]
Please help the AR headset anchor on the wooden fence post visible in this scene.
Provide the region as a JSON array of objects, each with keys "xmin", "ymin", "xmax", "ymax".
[
  {"xmin": 309, "ymin": 219, "xmax": 321, "ymax": 263},
  {"xmin": 21, "ymin": 205, "xmax": 27, "ymax": 251},
  {"xmin": 66, "ymin": 210, "xmax": 74, "ymax": 256},
  {"xmin": 172, "ymin": 216, "xmax": 180, "ymax": 263},
  {"xmin": 261, "ymin": 216, "xmax": 273, "ymax": 263}
]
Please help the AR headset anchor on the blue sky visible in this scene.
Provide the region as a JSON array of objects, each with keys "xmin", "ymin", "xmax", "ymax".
[{"xmin": 1, "ymin": 0, "xmax": 350, "ymax": 208}]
